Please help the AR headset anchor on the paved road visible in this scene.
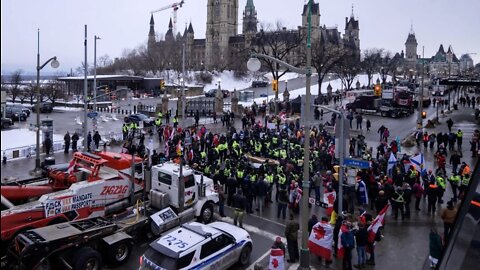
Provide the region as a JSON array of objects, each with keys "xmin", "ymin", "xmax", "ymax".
[{"xmin": 2, "ymin": 88, "xmax": 478, "ymax": 270}]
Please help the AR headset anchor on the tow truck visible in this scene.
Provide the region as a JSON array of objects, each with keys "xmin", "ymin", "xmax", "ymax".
[
  {"xmin": 1, "ymin": 151, "xmax": 144, "ymax": 243},
  {"xmin": 2, "ymin": 161, "xmax": 218, "ymax": 269}
]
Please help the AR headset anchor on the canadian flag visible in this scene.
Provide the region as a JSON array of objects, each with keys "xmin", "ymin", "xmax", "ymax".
[
  {"xmin": 308, "ymin": 221, "xmax": 333, "ymax": 260},
  {"xmin": 367, "ymin": 204, "xmax": 389, "ymax": 242},
  {"xmin": 323, "ymin": 191, "xmax": 336, "ymax": 216},
  {"xmin": 268, "ymin": 248, "xmax": 285, "ymax": 270},
  {"xmin": 337, "ymin": 224, "xmax": 349, "ymax": 259}
]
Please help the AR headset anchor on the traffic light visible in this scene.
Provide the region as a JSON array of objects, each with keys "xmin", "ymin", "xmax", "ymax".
[
  {"xmin": 333, "ymin": 165, "xmax": 340, "ymax": 181},
  {"xmin": 374, "ymin": 84, "xmax": 382, "ymax": 96},
  {"xmin": 160, "ymin": 79, "xmax": 165, "ymax": 90},
  {"xmin": 422, "ymin": 111, "xmax": 427, "ymax": 119},
  {"xmin": 272, "ymin": 80, "xmax": 278, "ymax": 92}
]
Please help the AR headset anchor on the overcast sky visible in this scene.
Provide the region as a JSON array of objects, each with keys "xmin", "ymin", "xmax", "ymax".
[{"xmin": 2, "ymin": 0, "xmax": 479, "ymax": 75}]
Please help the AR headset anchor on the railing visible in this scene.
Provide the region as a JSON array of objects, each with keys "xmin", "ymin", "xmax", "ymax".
[{"xmin": 2, "ymin": 140, "xmax": 64, "ymax": 161}]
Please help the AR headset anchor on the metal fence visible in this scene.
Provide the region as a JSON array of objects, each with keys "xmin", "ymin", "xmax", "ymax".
[{"xmin": 2, "ymin": 140, "xmax": 64, "ymax": 161}]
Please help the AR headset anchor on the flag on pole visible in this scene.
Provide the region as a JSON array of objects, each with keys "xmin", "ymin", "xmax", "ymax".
[
  {"xmin": 367, "ymin": 204, "xmax": 389, "ymax": 242},
  {"xmin": 387, "ymin": 152, "xmax": 397, "ymax": 177},
  {"xmin": 337, "ymin": 224, "xmax": 349, "ymax": 259},
  {"xmin": 308, "ymin": 221, "xmax": 334, "ymax": 260},
  {"xmin": 268, "ymin": 248, "xmax": 285, "ymax": 270}
]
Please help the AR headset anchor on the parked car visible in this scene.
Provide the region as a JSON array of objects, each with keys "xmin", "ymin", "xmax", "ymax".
[
  {"xmin": 1, "ymin": 117, "xmax": 13, "ymax": 129},
  {"xmin": 124, "ymin": 113, "xmax": 155, "ymax": 127},
  {"xmin": 5, "ymin": 107, "xmax": 27, "ymax": 121},
  {"xmin": 9, "ymin": 104, "xmax": 31, "ymax": 117},
  {"xmin": 205, "ymin": 89, "xmax": 229, "ymax": 98},
  {"xmin": 251, "ymin": 80, "xmax": 268, "ymax": 88},
  {"xmin": 39, "ymin": 102, "xmax": 53, "ymax": 113},
  {"xmin": 139, "ymin": 221, "xmax": 252, "ymax": 270}
]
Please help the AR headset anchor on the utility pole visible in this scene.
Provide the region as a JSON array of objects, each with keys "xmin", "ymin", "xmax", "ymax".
[
  {"xmin": 299, "ymin": 1, "xmax": 312, "ymax": 269},
  {"xmin": 83, "ymin": 25, "xmax": 88, "ymax": 150},
  {"xmin": 417, "ymin": 46, "xmax": 425, "ymax": 130}
]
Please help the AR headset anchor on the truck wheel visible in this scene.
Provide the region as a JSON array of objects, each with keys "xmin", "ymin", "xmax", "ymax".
[
  {"xmin": 73, "ymin": 247, "xmax": 102, "ymax": 270},
  {"xmin": 198, "ymin": 202, "xmax": 214, "ymax": 223},
  {"xmin": 380, "ymin": 111, "xmax": 386, "ymax": 117},
  {"xmin": 106, "ymin": 240, "xmax": 132, "ymax": 267},
  {"xmin": 238, "ymin": 245, "xmax": 252, "ymax": 266}
]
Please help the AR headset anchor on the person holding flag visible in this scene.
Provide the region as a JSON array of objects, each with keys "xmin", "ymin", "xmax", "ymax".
[
  {"xmin": 268, "ymin": 237, "xmax": 286, "ymax": 270},
  {"xmin": 308, "ymin": 216, "xmax": 333, "ymax": 266},
  {"xmin": 366, "ymin": 204, "xmax": 389, "ymax": 265}
]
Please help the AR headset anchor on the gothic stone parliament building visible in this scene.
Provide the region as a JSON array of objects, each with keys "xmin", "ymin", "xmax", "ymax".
[{"xmin": 147, "ymin": 0, "xmax": 360, "ymax": 71}]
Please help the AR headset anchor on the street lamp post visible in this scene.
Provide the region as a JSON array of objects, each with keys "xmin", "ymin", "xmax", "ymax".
[
  {"xmin": 417, "ymin": 46, "xmax": 425, "ymax": 130},
  {"xmin": 93, "ymin": 35, "xmax": 101, "ymax": 113},
  {"xmin": 181, "ymin": 43, "xmax": 186, "ymax": 125},
  {"xmin": 34, "ymin": 29, "xmax": 60, "ymax": 174},
  {"xmin": 247, "ymin": 2, "xmax": 312, "ymax": 269}
]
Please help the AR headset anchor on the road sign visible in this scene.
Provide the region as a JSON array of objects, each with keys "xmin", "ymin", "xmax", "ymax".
[
  {"xmin": 308, "ymin": 197, "xmax": 329, "ymax": 208},
  {"xmin": 344, "ymin": 158, "xmax": 371, "ymax": 169},
  {"xmin": 87, "ymin": 111, "xmax": 98, "ymax": 118}
]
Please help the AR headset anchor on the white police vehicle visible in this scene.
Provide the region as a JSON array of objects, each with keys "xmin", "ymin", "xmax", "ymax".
[{"xmin": 139, "ymin": 221, "xmax": 252, "ymax": 270}]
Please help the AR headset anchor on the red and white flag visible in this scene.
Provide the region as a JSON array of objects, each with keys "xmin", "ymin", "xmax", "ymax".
[
  {"xmin": 337, "ymin": 224, "xmax": 349, "ymax": 259},
  {"xmin": 66, "ymin": 158, "xmax": 76, "ymax": 174},
  {"xmin": 308, "ymin": 221, "xmax": 333, "ymax": 260},
  {"xmin": 323, "ymin": 191, "xmax": 336, "ymax": 215},
  {"xmin": 367, "ymin": 204, "xmax": 389, "ymax": 242},
  {"xmin": 268, "ymin": 248, "xmax": 285, "ymax": 270}
]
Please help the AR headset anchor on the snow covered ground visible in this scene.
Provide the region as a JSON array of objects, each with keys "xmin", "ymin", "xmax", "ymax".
[
  {"xmin": 239, "ymin": 73, "xmax": 392, "ymax": 107},
  {"xmin": 1, "ymin": 129, "xmax": 64, "ymax": 160}
]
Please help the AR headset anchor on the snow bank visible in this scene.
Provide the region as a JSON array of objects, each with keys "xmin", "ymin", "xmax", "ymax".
[
  {"xmin": 1, "ymin": 128, "xmax": 65, "ymax": 160},
  {"xmin": 203, "ymin": 71, "xmax": 252, "ymax": 92},
  {"xmin": 238, "ymin": 74, "xmax": 393, "ymax": 107}
]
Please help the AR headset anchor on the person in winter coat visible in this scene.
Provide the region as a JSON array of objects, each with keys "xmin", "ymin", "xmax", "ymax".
[
  {"xmin": 412, "ymin": 179, "xmax": 424, "ymax": 211},
  {"xmin": 391, "ymin": 186, "xmax": 405, "ymax": 220},
  {"xmin": 233, "ymin": 189, "xmax": 246, "ymax": 228},
  {"xmin": 354, "ymin": 223, "xmax": 368, "ymax": 268},
  {"xmin": 426, "ymin": 181, "xmax": 439, "ymax": 215},
  {"xmin": 403, "ymin": 183, "xmax": 413, "ymax": 218},
  {"xmin": 441, "ymin": 201, "xmax": 457, "ymax": 243},
  {"xmin": 308, "ymin": 214, "xmax": 318, "ymax": 234},
  {"xmin": 356, "ymin": 178, "xmax": 368, "ymax": 207},
  {"xmin": 64, "ymin": 132, "xmax": 71, "ymax": 154},
  {"xmin": 44, "ymin": 136, "xmax": 52, "ymax": 156},
  {"xmin": 87, "ymin": 131, "xmax": 92, "ymax": 152},
  {"xmin": 277, "ymin": 186, "xmax": 289, "ymax": 219},
  {"xmin": 285, "ymin": 214, "xmax": 300, "ymax": 263},
  {"xmin": 71, "ymin": 132, "xmax": 79, "ymax": 152},
  {"xmin": 93, "ymin": 131, "xmax": 101, "ymax": 150},
  {"xmin": 341, "ymin": 222, "xmax": 355, "ymax": 270},
  {"xmin": 255, "ymin": 179, "xmax": 268, "ymax": 215},
  {"xmin": 429, "ymin": 227, "xmax": 443, "ymax": 268},
  {"xmin": 374, "ymin": 191, "xmax": 389, "ymax": 215}
]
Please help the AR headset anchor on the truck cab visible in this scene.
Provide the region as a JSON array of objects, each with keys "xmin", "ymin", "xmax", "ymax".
[{"xmin": 148, "ymin": 162, "xmax": 219, "ymax": 236}]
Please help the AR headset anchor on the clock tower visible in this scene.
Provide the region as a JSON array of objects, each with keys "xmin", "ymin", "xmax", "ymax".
[{"xmin": 205, "ymin": 0, "xmax": 238, "ymax": 69}]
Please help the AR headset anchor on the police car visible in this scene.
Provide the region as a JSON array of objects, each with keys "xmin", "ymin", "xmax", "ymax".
[{"xmin": 139, "ymin": 221, "xmax": 252, "ymax": 270}]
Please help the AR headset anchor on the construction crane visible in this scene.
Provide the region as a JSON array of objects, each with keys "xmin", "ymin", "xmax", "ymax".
[{"xmin": 151, "ymin": 0, "xmax": 185, "ymax": 38}]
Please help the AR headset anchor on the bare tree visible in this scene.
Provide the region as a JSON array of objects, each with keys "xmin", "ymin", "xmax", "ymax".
[
  {"xmin": 311, "ymin": 42, "xmax": 350, "ymax": 97},
  {"xmin": 45, "ymin": 78, "xmax": 64, "ymax": 104},
  {"xmin": 362, "ymin": 48, "xmax": 383, "ymax": 87},
  {"xmin": 252, "ymin": 22, "xmax": 304, "ymax": 81},
  {"xmin": 379, "ymin": 51, "xmax": 402, "ymax": 84},
  {"xmin": 9, "ymin": 70, "xmax": 23, "ymax": 103},
  {"xmin": 335, "ymin": 51, "xmax": 362, "ymax": 91}
]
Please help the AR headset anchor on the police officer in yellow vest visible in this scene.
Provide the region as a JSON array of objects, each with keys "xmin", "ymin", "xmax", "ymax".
[
  {"xmin": 265, "ymin": 172, "xmax": 274, "ymax": 203},
  {"xmin": 236, "ymin": 168, "xmax": 245, "ymax": 182},
  {"xmin": 122, "ymin": 123, "xmax": 129, "ymax": 140},
  {"xmin": 459, "ymin": 173, "xmax": 470, "ymax": 198},
  {"xmin": 173, "ymin": 115, "xmax": 179, "ymax": 128},
  {"xmin": 157, "ymin": 111, "xmax": 163, "ymax": 120},
  {"xmin": 436, "ymin": 174, "xmax": 446, "ymax": 204},
  {"xmin": 448, "ymin": 172, "xmax": 461, "ymax": 201}
]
